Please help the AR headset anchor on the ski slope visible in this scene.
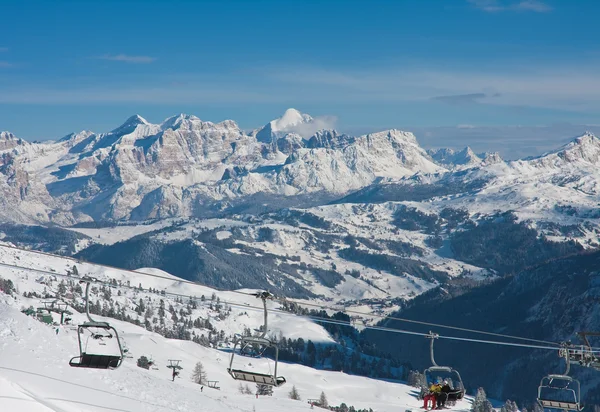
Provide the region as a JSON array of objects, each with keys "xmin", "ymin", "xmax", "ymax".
[
  {"xmin": 0, "ymin": 244, "xmax": 477, "ymax": 412},
  {"xmin": 0, "ymin": 295, "xmax": 474, "ymax": 412}
]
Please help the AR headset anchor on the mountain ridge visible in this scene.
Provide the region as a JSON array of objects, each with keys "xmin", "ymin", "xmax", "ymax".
[{"xmin": 0, "ymin": 110, "xmax": 598, "ymax": 226}]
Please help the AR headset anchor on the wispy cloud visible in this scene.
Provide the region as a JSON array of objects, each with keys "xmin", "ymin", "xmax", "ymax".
[
  {"xmin": 1, "ymin": 62, "xmax": 600, "ymax": 115},
  {"xmin": 515, "ymin": 0, "xmax": 552, "ymax": 12},
  {"xmin": 95, "ymin": 54, "xmax": 156, "ymax": 64},
  {"xmin": 0, "ymin": 61, "xmax": 14, "ymax": 68},
  {"xmin": 0, "ymin": 47, "xmax": 8, "ymax": 52},
  {"xmin": 468, "ymin": 0, "xmax": 552, "ymax": 12},
  {"xmin": 432, "ymin": 93, "xmax": 494, "ymax": 104}
]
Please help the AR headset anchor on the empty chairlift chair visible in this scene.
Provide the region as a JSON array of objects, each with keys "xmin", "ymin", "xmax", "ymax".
[
  {"xmin": 537, "ymin": 346, "xmax": 583, "ymax": 411},
  {"xmin": 69, "ymin": 278, "xmax": 124, "ymax": 370},
  {"xmin": 423, "ymin": 332, "xmax": 465, "ymax": 401},
  {"xmin": 227, "ymin": 291, "xmax": 286, "ymax": 387}
]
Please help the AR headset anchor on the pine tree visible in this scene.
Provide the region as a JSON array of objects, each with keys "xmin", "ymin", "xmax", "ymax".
[
  {"xmin": 319, "ymin": 391, "xmax": 328, "ymax": 408},
  {"xmin": 288, "ymin": 385, "xmax": 301, "ymax": 400},
  {"xmin": 471, "ymin": 388, "xmax": 493, "ymax": 412},
  {"xmin": 191, "ymin": 361, "xmax": 207, "ymax": 385},
  {"xmin": 137, "ymin": 356, "xmax": 150, "ymax": 370},
  {"xmin": 256, "ymin": 384, "xmax": 273, "ymax": 396}
]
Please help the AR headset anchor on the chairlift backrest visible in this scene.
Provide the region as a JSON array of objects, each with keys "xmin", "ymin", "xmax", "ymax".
[{"xmin": 538, "ymin": 373, "xmax": 582, "ymax": 411}]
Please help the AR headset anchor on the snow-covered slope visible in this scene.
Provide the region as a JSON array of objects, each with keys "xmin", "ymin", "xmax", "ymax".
[
  {"xmin": 0, "ymin": 299, "xmax": 473, "ymax": 412},
  {"xmin": 0, "ymin": 246, "xmax": 476, "ymax": 412}
]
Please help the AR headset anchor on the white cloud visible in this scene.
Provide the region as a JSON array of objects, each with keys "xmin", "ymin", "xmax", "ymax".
[
  {"xmin": 280, "ymin": 115, "xmax": 338, "ymax": 138},
  {"xmin": 0, "ymin": 61, "xmax": 13, "ymax": 68},
  {"xmin": 515, "ymin": 0, "xmax": 552, "ymax": 12},
  {"xmin": 95, "ymin": 54, "xmax": 156, "ymax": 64},
  {"xmin": 0, "ymin": 47, "xmax": 8, "ymax": 52},
  {"xmin": 468, "ymin": 0, "xmax": 552, "ymax": 12},
  {"xmin": 468, "ymin": 0, "xmax": 504, "ymax": 12}
]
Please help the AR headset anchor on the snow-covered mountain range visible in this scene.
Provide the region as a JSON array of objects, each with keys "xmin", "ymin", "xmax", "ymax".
[
  {"xmin": 2, "ymin": 109, "xmax": 600, "ymax": 231},
  {"xmin": 0, "ymin": 109, "xmax": 443, "ymax": 224}
]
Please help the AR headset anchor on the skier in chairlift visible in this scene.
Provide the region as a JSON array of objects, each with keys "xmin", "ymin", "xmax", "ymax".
[
  {"xmin": 436, "ymin": 380, "xmax": 451, "ymax": 409},
  {"xmin": 423, "ymin": 382, "xmax": 441, "ymax": 410}
]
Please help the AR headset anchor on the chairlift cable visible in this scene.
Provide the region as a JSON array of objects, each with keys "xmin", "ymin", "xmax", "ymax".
[
  {"xmin": 0, "ymin": 246, "xmax": 580, "ymax": 348},
  {"xmin": 0, "ymin": 244, "xmax": 566, "ymax": 346},
  {"xmin": 272, "ymin": 296, "xmax": 563, "ymax": 347},
  {"xmin": 2, "ymin": 257, "xmax": 600, "ymax": 354}
]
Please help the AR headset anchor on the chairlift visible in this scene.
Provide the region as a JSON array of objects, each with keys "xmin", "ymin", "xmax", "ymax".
[
  {"xmin": 537, "ymin": 346, "xmax": 583, "ymax": 411},
  {"xmin": 168, "ymin": 359, "xmax": 182, "ymax": 381},
  {"xmin": 69, "ymin": 278, "xmax": 124, "ymax": 369},
  {"xmin": 563, "ymin": 333, "xmax": 600, "ymax": 371},
  {"xmin": 423, "ymin": 332, "xmax": 465, "ymax": 401},
  {"xmin": 227, "ymin": 291, "xmax": 286, "ymax": 387}
]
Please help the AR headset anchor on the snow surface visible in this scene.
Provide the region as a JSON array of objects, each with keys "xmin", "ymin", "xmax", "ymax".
[{"xmin": 0, "ymin": 248, "xmax": 477, "ymax": 412}]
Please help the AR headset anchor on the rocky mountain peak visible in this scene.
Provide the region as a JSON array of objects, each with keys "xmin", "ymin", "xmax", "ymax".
[{"xmin": 0, "ymin": 131, "xmax": 26, "ymax": 151}]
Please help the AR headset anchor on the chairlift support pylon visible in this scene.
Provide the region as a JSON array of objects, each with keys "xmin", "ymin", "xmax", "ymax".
[
  {"xmin": 423, "ymin": 331, "xmax": 465, "ymax": 400},
  {"xmin": 43, "ymin": 299, "xmax": 72, "ymax": 324},
  {"xmin": 69, "ymin": 278, "xmax": 124, "ymax": 369},
  {"xmin": 227, "ymin": 291, "xmax": 286, "ymax": 387},
  {"xmin": 538, "ymin": 344, "xmax": 583, "ymax": 411}
]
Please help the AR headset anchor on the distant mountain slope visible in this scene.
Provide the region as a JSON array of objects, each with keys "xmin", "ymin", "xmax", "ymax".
[{"xmin": 365, "ymin": 249, "xmax": 600, "ymax": 405}]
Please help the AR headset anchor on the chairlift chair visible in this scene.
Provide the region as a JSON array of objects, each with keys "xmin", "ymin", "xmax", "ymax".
[
  {"xmin": 69, "ymin": 278, "xmax": 124, "ymax": 369},
  {"xmin": 227, "ymin": 291, "xmax": 286, "ymax": 387},
  {"xmin": 423, "ymin": 332, "xmax": 465, "ymax": 400},
  {"xmin": 538, "ymin": 345, "xmax": 584, "ymax": 411}
]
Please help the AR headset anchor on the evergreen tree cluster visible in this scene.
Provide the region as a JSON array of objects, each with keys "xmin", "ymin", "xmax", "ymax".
[
  {"xmin": 471, "ymin": 388, "xmax": 494, "ymax": 412},
  {"xmin": 500, "ymin": 399, "xmax": 520, "ymax": 412},
  {"xmin": 450, "ymin": 211, "xmax": 583, "ymax": 274},
  {"xmin": 137, "ymin": 355, "xmax": 150, "ymax": 370},
  {"xmin": 0, "ymin": 276, "xmax": 15, "ymax": 296}
]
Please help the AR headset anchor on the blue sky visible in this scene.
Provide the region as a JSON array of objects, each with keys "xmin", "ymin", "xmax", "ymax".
[{"xmin": 1, "ymin": 0, "xmax": 599, "ymax": 157}]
